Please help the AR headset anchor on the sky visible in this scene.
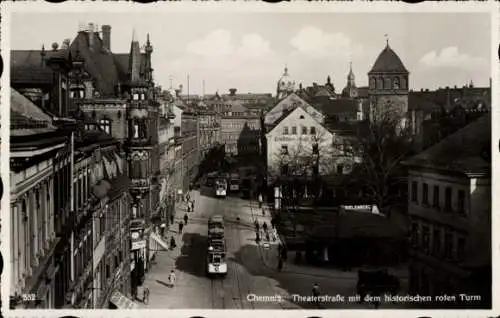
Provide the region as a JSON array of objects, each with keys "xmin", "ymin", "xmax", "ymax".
[{"xmin": 10, "ymin": 12, "xmax": 491, "ymax": 95}]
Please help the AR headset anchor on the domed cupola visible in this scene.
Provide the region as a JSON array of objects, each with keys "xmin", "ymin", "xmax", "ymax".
[
  {"xmin": 277, "ymin": 66, "xmax": 296, "ymax": 99},
  {"xmin": 342, "ymin": 62, "xmax": 358, "ymax": 98},
  {"xmin": 368, "ymin": 37, "xmax": 409, "ymax": 94}
]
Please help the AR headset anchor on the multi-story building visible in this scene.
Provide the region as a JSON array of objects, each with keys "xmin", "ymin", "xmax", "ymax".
[
  {"xmin": 181, "ymin": 106, "xmax": 199, "ymax": 191},
  {"xmin": 220, "ymin": 100, "xmax": 260, "ymax": 158},
  {"xmin": 10, "ymin": 89, "xmax": 68, "ymax": 308},
  {"xmin": 404, "ymin": 114, "xmax": 491, "ymax": 308},
  {"xmin": 10, "ymin": 22, "xmax": 158, "ymax": 308},
  {"xmin": 67, "ymin": 23, "xmax": 162, "ymax": 297},
  {"xmin": 197, "ymin": 107, "xmax": 220, "ymax": 160},
  {"xmin": 157, "ymin": 89, "xmax": 177, "ymax": 229}
]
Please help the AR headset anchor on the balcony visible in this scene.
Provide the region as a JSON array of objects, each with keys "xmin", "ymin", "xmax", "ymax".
[
  {"xmin": 126, "ymin": 137, "xmax": 153, "ymax": 149},
  {"xmin": 131, "ymin": 178, "xmax": 150, "ymax": 190}
]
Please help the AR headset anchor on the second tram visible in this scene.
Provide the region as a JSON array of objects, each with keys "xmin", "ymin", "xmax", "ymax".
[{"xmin": 207, "ymin": 215, "xmax": 227, "ymax": 276}]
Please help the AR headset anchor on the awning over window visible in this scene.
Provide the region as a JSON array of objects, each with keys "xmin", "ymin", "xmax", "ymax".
[
  {"xmin": 150, "ymin": 232, "xmax": 169, "ymax": 251},
  {"xmin": 109, "ymin": 291, "xmax": 139, "ymax": 309}
]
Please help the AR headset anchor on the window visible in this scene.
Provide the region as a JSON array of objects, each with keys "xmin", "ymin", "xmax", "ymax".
[
  {"xmin": 444, "ymin": 232, "xmax": 453, "ymax": 259},
  {"xmin": 337, "ymin": 164, "xmax": 344, "ymax": 174},
  {"xmin": 310, "ymin": 126, "xmax": 316, "ymax": 135},
  {"xmin": 283, "ymin": 127, "xmax": 289, "ymax": 135},
  {"xmin": 411, "ymin": 181, "xmax": 418, "ymax": 203},
  {"xmin": 432, "ymin": 228, "xmax": 441, "ymax": 255},
  {"xmin": 302, "ymin": 126, "xmax": 307, "ymax": 134},
  {"xmin": 133, "ymin": 93, "xmax": 139, "ymax": 100},
  {"xmin": 433, "ymin": 185, "xmax": 440, "ymax": 208},
  {"xmin": 99, "ymin": 119, "xmax": 111, "ymax": 135},
  {"xmin": 445, "ymin": 187, "xmax": 452, "ymax": 212},
  {"xmin": 370, "ymin": 78, "xmax": 376, "ymax": 89},
  {"xmin": 141, "ymin": 93, "xmax": 145, "ymax": 100},
  {"xmin": 291, "ymin": 126, "xmax": 297, "ymax": 135},
  {"xmin": 456, "ymin": 236, "xmax": 465, "ymax": 261},
  {"xmin": 457, "ymin": 190, "xmax": 465, "ymax": 215},
  {"xmin": 281, "ymin": 144, "xmax": 288, "ymax": 155},
  {"xmin": 299, "ymin": 115, "xmax": 305, "ymax": 119},
  {"xmin": 422, "ymin": 183, "xmax": 428, "ymax": 206},
  {"xmin": 312, "ymin": 144, "xmax": 319, "ymax": 155},
  {"xmin": 393, "ymin": 78, "xmax": 400, "ymax": 89}
]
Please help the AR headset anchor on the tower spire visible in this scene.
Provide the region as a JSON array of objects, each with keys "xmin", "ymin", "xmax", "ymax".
[
  {"xmin": 384, "ymin": 34, "xmax": 389, "ymax": 47},
  {"xmin": 132, "ymin": 28, "xmax": 136, "ymax": 42}
]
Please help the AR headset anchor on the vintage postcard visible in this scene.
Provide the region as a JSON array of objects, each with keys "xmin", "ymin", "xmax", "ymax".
[{"xmin": 0, "ymin": 2, "xmax": 496, "ymax": 318}]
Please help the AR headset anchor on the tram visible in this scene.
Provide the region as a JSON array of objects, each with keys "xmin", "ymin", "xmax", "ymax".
[
  {"xmin": 215, "ymin": 178, "xmax": 227, "ymax": 197},
  {"xmin": 207, "ymin": 215, "xmax": 227, "ymax": 276}
]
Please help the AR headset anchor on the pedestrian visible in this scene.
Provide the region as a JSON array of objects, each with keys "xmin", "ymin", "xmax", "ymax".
[
  {"xmin": 254, "ymin": 220, "xmax": 260, "ymax": 232},
  {"xmin": 184, "ymin": 213, "xmax": 189, "ymax": 224},
  {"xmin": 178, "ymin": 222, "xmax": 184, "ymax": 234},
  {"xmin": 160, "ymin": 224, "xmax": 166, "ymax": 237},
  {"xmin": 170, "ymin": 236, "xmax": 176, "ymax": 250},
  {"xmin": 312, "ymin": 282, "xmax": 320, "ymax": 307},
  {"xmin": 262, "ymin": 222, "xmax": 268, "ymax": 232},
  {"xmin": 168, "ymin": 270, "xmax": 176, "ymax": 287},
  {"xmin": 186, "ymin": 193, "xmax": 191, "ymax": 202},
  {"xmin": 170, "ymin": 214, "xmax": 174, "ymax": 225},
  {"xmin": 258, "ymin": 193, "xmax": 263, "ymax": 208}
]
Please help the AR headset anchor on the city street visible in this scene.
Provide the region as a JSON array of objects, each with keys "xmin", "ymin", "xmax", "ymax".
[{"xmin": 141, "ymin": 187, "xmax": 410, "ymax": 309}]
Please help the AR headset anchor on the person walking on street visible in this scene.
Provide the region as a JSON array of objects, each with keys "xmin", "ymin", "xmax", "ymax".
[
  {"xmin": 312, "ymin": 283, "xmax": 321, "ymax": 308},
  {"xmin": 184, "ymin": 213, "xmax": 188, "ymax": 224},
  {"xmin": 254, "ymin": 220, "xmax": 260, "ymax": 232},
  {"xmin": 168, "ymin": 270, "xmax": 176, "ymax": 287},
  {"xmin": 170, "ymin": 236, "xmax": 176, "ymax": 250},
  {"xmin": 186, "ymin": 193, "xmax": 191, "ymax": 202},
  {"xmin": 178, "ymin": 222, "xmax": 184, "ymax": 234},
  {"xmin": 262, "ymin": 221, "xmax": 268, "ymax": 232},
  {"xmin": 258, "ymin": 193, "xmax": 263, "ymax": 208},
  {"xmin": 170, "ymin": 214, "xmax": 174, "ymax": 225}
]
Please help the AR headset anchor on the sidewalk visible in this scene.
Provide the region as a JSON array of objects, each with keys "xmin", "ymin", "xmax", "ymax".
[
  {"xmin": 257, "ymin": 203, "xmax": 409, "ymax": 281},
  {"xmin": 140, "ymin": 191, "xmax": 200, "ymax": 308}
]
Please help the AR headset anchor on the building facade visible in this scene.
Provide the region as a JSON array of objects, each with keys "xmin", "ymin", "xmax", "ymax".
[
  {"xmin": 181, "ymin": 107, "xmax": 199, "ymax": 191},
  {"xmin": 404, "ymin": 114, "xmax": 491, "ymax": 308},
  {"xmin": 10, "ymin": 90, "xmax": 67, "ymax": 308},
  {"xmin": 220, "ymin": 101, "xmax": 260, "ymax": 158}
]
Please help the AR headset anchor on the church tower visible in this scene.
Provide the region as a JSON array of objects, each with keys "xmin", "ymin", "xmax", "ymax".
[
  {"xmin": 368, "ymin": 37, "xmax": 409, "ymax": 125},
  {"xmin": 342, "ymin": 62, "xmax": 358, "ymax": 99},
  {"xmin": 276, "ymin": 66, "xmax": 296, "ymax": 100}
]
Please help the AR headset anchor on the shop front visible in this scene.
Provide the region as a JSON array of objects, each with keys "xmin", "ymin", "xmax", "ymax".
[{"xmin": 130, "ymin": 219, "xmax": 147, "ymax": 297}]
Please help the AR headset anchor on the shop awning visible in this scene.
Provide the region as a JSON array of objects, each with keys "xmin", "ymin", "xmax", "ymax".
[
  {"xmin": 150, "ymin": 232, "xmax": 169, "ymax": 250},
  {"xmin": 109, "ymin": 290, "xmax": 139, "ymax": 309}
]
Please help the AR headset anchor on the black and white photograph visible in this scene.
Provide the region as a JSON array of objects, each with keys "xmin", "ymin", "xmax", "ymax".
[{"xmin": 2, "ymin": 4, "xmax": 493, "ymax": 313}]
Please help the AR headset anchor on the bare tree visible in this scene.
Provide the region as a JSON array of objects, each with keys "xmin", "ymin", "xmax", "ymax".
[{"xmin": 339, "ymin": 106, "xmax": 413, "ymax": 215}]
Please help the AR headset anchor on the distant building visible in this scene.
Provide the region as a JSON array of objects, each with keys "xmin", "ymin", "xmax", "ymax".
[
  {"xmin": 219, "ymin": 100, "xmax": 260, "ymax": 158},
  {"xmin": 404, "ymin": 114, "xmax": 491, "ymax": 308}
]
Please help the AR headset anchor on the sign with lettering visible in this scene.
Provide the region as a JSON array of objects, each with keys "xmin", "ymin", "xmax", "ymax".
[
  {"xmin": 131, "ymin": 240, "xmax": 146, "ymax": 250},
  {"xmin": 341, "ymin": 205, "xmax": 381, "ymax": 215}
]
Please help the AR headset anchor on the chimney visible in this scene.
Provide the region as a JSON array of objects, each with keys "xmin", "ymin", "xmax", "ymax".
[
  {"xmin": 229, "ymin": 88, "xmax": 237, "ymax": 96},
  {"xmin": 88, "ymin": 23, "xmax": 94, "ymax": 48},
  {"xmin": 51, "ymin": 42, "xmax": 59, "ymax": 51},
  {"xmin": 102, "ymin": 25, "xmax": 111, "ymax": 51}
]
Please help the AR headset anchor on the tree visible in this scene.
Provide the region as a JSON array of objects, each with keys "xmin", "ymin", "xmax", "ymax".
[{"xmin": 339, "ymin": 106, "xmax": 413, "ymax": 215}]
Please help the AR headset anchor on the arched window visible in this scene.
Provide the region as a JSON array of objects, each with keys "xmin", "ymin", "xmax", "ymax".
[
  {"xmin": 401, "ymin": 77, "xmax": 407, "ymax": 89},
  {"xmin": 385, "ymin": 78, "xmax": 391, "ymax": 89},
  {"xmin": 393, "ymin": 78, "xmax": 400, "ymax": 89},
  {"xmin": 377, "ymin": 78, "xmax": 383, "ymax": 89},
  {"xmin": 370, "ymin": 78, "xmax": 376, "ymax": 89}
]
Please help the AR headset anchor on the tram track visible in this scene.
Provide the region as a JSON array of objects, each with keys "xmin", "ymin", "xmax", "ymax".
[{"xmin": 226, "ymin": 196, "xmax": 256, "ymax": 310}]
